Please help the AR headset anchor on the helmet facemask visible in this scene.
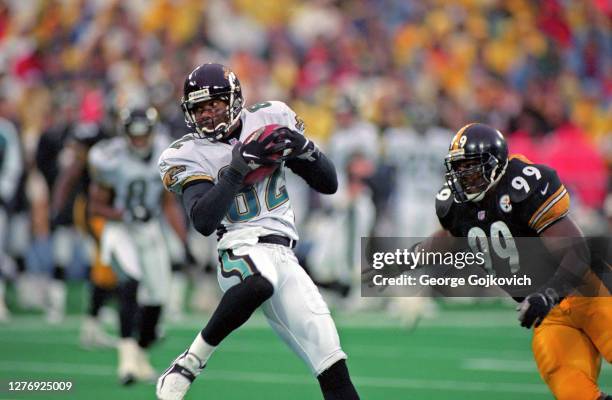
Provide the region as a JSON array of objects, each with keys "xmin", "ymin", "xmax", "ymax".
[
  {"xmin": 182, "ymin": 91, "xmax": 243, "ymax": 141},
  {"xmin": 445, "ymin": 152, "xmax": 507, "ymax": 203}
]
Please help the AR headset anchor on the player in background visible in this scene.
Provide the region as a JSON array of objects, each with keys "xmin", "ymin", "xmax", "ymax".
[
  {"xmin": 379, "ymin": 106, "xmax": 450, "ymax": 325},
  {"xmin": 88, "ymin": 106, "xmax": 189, "ymax": 385},
  {"xmin": 156, "ymin": 63, "xmax": 360, "ymax": 400},
  {"xmin": 382, "ymin": 105, "xmax": 450, "ymax": 238},
  {"xmin": 307, "ymin": 152, "xmax": 376, "ymax": 306},
  {"xmin": 418, "ymin": 123, "xmax": 611, "ymax": 400},
  {"xmin": 51, "ymin": 119, "xmax": 119, "ymax": 343},
  {"xmin": 0, "ymin": 105, "xmax": 23, "ymax": 321},
  {"xmin": 327, "ymin": 97, "xmax": 379, "ymax": 190},
  {"xmin": 308, "ymin": 98, "xmax": 378, "ymax": 301}
]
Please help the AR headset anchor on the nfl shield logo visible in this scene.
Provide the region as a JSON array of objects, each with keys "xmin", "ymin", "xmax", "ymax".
[{"xmin": 477, "ymin": 210, "xmax": 485, "ymax": 220}]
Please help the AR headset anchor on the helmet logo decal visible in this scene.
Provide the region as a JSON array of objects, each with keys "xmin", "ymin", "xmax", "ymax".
[
  {"xmin": 499, "ymin": 194, "xmax": 512, "ymax": 212},
  {"xmin": 189, "ymin": 88, "xmax": 210, "ymax": 100}
]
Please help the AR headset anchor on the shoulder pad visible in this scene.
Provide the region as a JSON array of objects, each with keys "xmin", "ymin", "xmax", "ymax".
[
  {"xmin": 166, "ymin": 134, "xmax": 199, "ymax": 152},
  {"xmin": 504, "ymin": 157, "xmax": 569, "ymax": 232},
  {"xmin": 88, "ymin": 138, "xmax": 123, "ymax": 185},
  {"xmin": 158, "ymin": 135, "xmax": 214, "ymax": 194},
  {"xmin": 505, "ymin": 157, "xmax": 560, "ymax": 204},
  {"xmin": 89, "ymin": 138, "xmax": 122, "ymax": 165},
  {"xmin": 245, "ymin": 101, "xmax": 304, "ymax": 133}
]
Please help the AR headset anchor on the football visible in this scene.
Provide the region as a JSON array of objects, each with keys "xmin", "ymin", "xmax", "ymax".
[{"xmin": 242, "ymin": 124, "xmax": 287, "ymax": 185}]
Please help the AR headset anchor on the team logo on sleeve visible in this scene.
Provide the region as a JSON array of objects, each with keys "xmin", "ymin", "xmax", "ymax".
[
  {"xmin": 163, "ymin": 165, "xmax": 186, "ymax": 189},
  {"xmin": 499, "ymin": 194, "xmax": 512, "ymax": 213}
]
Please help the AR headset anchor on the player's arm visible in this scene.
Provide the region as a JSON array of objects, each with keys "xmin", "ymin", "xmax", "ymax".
[
  {"xmin": 517, "ymin": 215, "xmax": 590, "ymax": 329},
  {"xmin": 51, "ymin": 141, "xmax": 87, "ymax": 219},
  {"xmin": 87, "ymin": 182, "xmax": 123, "ymax": 221},
  {"xmin": 539, "ymin": 215, "xmax": 590, "ymax": 297},
  {"xmin": 282, "ymin": 130, "xmax": 338, "ymax": 194},
  {"xmin": 162, "ymin": 134, "xmax": 283, "ymax": 236},
  {"xmin": 362, "ymin": 229, "xmax": 456, "ymax": 285},
  {"xmin": 417, "ymin": 229, "xmax": 455, "ymax": 252},
  {"xmin": 179, "ymin": 143, "xmax": 264, "ymax": 236},
  {"xmin": 515, "ymin": 164, "xmax": 589, "ymax": 328}
]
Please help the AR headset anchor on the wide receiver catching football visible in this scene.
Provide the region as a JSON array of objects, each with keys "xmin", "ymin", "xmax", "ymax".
[{"xmin": 157, "ymin": 63, "xmax": 360, "ymax": 400}]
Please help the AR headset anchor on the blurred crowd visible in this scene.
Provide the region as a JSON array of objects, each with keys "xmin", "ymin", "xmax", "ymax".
[{"xmin": 0, "ymin": 0, "xmax": 610, "ymax": 318}]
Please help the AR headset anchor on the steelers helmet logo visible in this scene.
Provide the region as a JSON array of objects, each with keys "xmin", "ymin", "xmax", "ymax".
[{"xmin": 499, "ymin": 194, "xmax": 512, "ymax": 213}]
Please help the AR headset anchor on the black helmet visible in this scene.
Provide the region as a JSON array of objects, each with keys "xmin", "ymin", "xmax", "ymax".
[
  {"xmin": 444, "ymin": 123, "xmax": 508, "ymax": 202},
  {"xmin": 119, "ymin": 106, "xmax": 158, "ymax": 158},
  {"xmin": 181, "ymin": 63, "xmax": 244, "ymax": 140}
]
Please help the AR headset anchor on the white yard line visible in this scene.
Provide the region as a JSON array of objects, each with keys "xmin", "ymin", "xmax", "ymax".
[{"xmin": 462, "ymin": 358, "xmax": 538, "ymax": 373}]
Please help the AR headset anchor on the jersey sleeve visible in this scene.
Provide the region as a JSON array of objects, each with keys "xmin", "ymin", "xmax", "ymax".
[
  {"xmin": 267, "ymin": 101, "xmax": 306, "ymax": 135},
  {"xmin": 510, "ymin": 159, "xmax": 570, "ymax": 234},
  {"xmin": 435, "ymin": 184, "xmax": 455, "ymax": 231},
  {"xmin": 158, "ymin": 140, "xmax": 214, "ymax": 194},
  {"xmin": 88, "ymin": 141, "xmax": 116, "ymax": 188}
]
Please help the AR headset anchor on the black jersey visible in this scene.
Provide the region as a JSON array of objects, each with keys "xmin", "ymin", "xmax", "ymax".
[
  {"xmin": 70, "ymin": 122, "xmax": 112, "ymax": 193},
  {"xmin": 437, "ymin": 155, "xmax": 569, "ymax": 237},
  {"xmin": 435, "ymin": 155, "xmax": 571, "ymax": 297}
]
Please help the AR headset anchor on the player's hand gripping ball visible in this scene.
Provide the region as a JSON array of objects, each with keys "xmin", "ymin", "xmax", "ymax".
[{"xmin": 241, "ymin": 124, "xmax": 291, "ymax": 185}]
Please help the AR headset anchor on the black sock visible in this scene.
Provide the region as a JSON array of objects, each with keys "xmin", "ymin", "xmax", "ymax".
[
  {"xmin": 138, "ymin": 305, "xmax": 162, "ymax": 348},
  {"xmin": 89, "ymin": 285, "xmax": 113, "ymax": 317},
  {"xmin": 202, "ymin": 274, "xmax": 273, "ymax": 346},
  {"xmin": 52, "ymin": 265, "xmax": 65, "ymax": 281},
  {"xmin": 317, "ymin": 360, "xmax": 360, "ymax": 400},
  {"xmin": 117, "ymin": 278, "xmax": 138, "ymax": 338}
]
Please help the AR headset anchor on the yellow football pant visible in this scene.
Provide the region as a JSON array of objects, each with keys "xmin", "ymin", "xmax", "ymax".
[
  {"xmin": 532, "ymin": 296, "xmax": 612, "ymax": 400},
  {"xmin": 74, "ymin": 195, "xmax": 117, "ymax": 288}
]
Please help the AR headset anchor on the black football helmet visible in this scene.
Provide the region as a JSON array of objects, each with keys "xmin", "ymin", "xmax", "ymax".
[
  {"xmin": 444, "ymin": 123, "xmax": 508, "ymax": 202},
  {"xmin": 181, "ymin": 63, "xmax": 244, "ymax": 140},
  {"xmin": 119, "ymin": 106, "xmax": 158, "ymax": 158}
]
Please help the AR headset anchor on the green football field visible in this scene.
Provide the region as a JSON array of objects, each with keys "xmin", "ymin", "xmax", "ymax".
[{"xmin": 0, "ymin": 292, "xmax": 610, "ymax": 399}]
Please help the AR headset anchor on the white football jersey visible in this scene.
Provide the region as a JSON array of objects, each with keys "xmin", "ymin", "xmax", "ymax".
[
  {"xmin": 89, "ymin": 134, "xmax": 170, "ymax": 218},
  {"xmin": 158, "ymin": 101, "xmax": 303, "ymax": 246},
  {"xmin": 383, "ymin": 126, "xmax": 451, "ymax": 197},
  {"xmin": 0, "ymin": 118, "xmax": 23, "ymax": 204}
]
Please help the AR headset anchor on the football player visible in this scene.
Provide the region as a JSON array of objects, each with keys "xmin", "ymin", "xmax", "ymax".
[
  {"xmin": 417, "ymin": 123, "xmax": 611, "ymax": 400},
  {"xmin": 51, "ymin": 120, "xmax": 118, "ymax": 344},
  {"xmin": 156, "ymin": 63, "xmax": 360, "ymax": 400},
  {"xmin": 0, "ymin": 112, "xmax": 23, "ymax": 321},
  {"xmin": 88, "ymin": 106, "xmax": 189, "ymax": 385}
]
